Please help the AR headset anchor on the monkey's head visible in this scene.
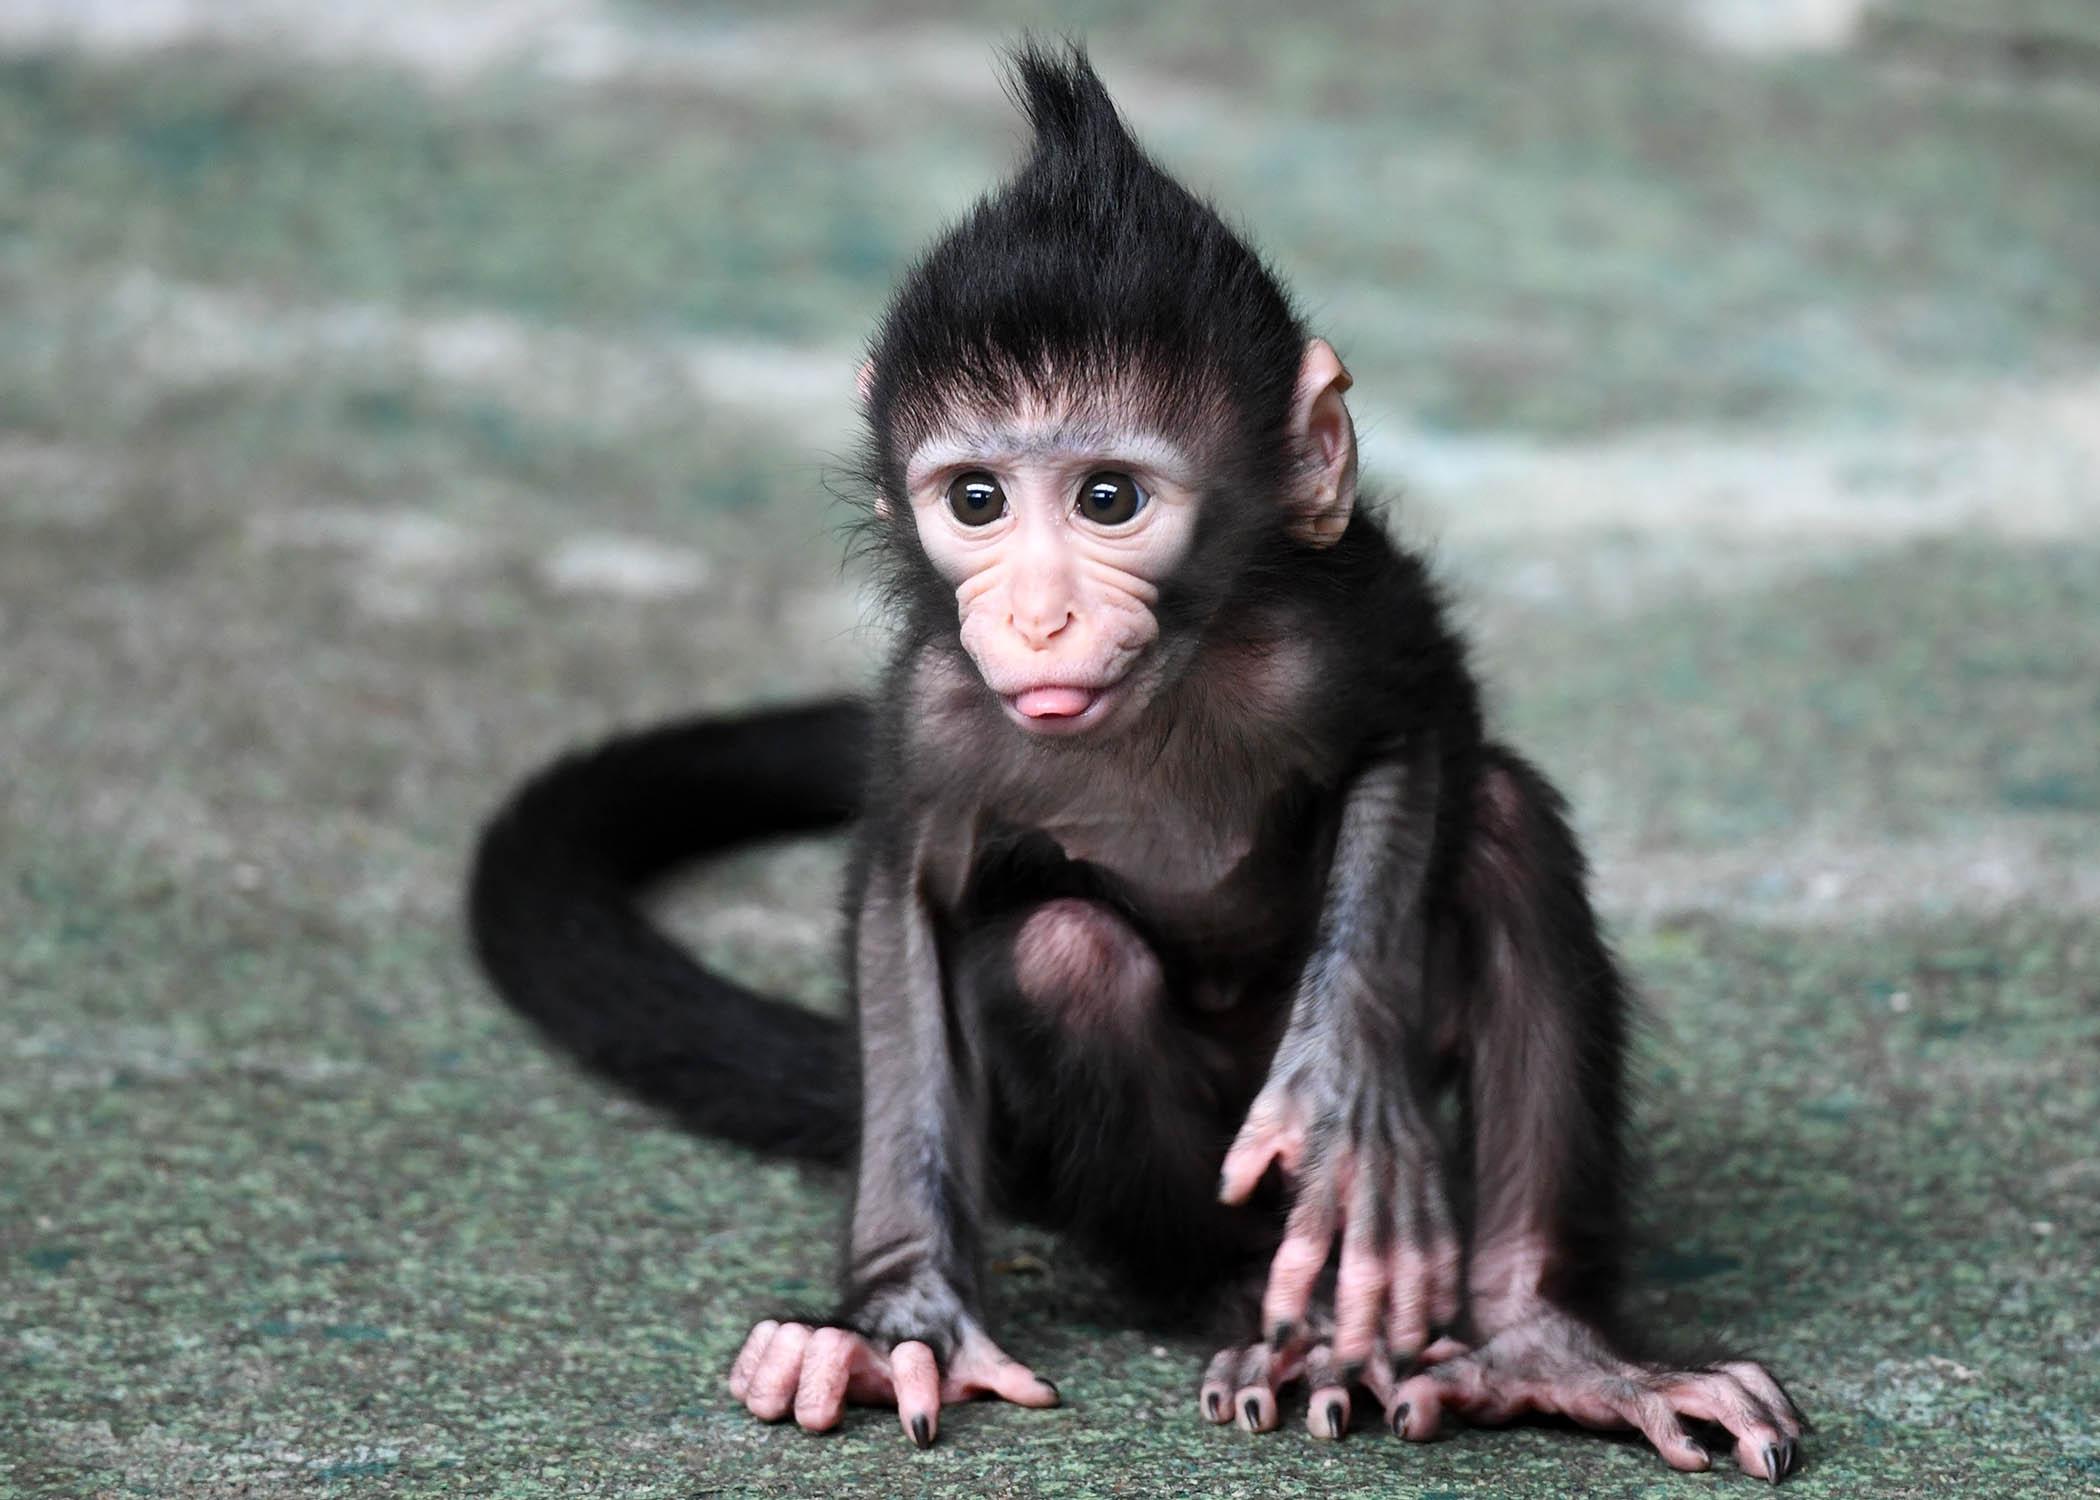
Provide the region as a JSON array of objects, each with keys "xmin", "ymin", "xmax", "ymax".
[{"xmin": 859, "ymin": 41, "xmax": 1358, "ymax": 741}]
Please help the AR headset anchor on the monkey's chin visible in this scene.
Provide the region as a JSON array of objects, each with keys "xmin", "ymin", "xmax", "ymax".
[{"xmin": 999, "ymin": 678, "xmax": 1131, "ymax": 739}]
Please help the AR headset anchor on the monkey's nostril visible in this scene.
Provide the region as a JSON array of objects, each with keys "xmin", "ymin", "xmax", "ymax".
[{"xmin": 1013, "ymin": 609, "xmax": 1075, "ymax": 648}]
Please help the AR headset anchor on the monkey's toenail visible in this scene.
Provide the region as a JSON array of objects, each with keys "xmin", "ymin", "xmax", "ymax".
[
  {"xmin": 1326, "ymin": 1400, "xmax": 1344, "ymax": 1438},
  {"xmin": 910, "ymin": 1414, "xmax": 932, "ymax": 1449},
  {"xmin": 1242, "ymin": 1397, "xmax": 1262, "ymax": 1429},
  {"xmin": 1390, "ymin": 1401, "xmax": 1411, "ymax": 1435},
  {"xmin": 1205, "ymin": 1392, "xmax": 1220, "ymax": 1420}
]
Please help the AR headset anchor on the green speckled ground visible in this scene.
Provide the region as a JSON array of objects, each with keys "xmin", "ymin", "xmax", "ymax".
[{"xmin": 3, "ymin": 4, "xmax": 2097, "ymax": 1496}]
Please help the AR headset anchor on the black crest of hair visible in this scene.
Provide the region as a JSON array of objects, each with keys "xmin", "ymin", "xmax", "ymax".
[{"xmin": 865, "ymin": 39, "xmax": 1304, "ymax": 458}]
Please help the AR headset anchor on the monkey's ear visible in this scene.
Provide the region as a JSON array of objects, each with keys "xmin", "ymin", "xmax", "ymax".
[
  {"xmin": 1287, "ymin": 338, "xmax": 1357, "ymax": 547},
  {"xmin": 857, "ymin": 359, "xmax": 897, "ymax": 518}
]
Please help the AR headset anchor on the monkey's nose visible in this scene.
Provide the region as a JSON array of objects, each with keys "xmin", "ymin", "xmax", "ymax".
[{"xmin": 1013, "ymin": 609, "xmax": 1075, "ymax": 649}]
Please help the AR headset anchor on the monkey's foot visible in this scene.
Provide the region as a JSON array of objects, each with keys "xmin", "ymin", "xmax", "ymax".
[
  {"xmin": 726, "ymin": 1318, "xmax": 1059, "ymax": 1445},
  {"xmin": 1197, "ymin": 1335, "xmax": 1470, "ymax": 1437},
  {"xmin": 1387, "ymin": 1311, "xmax": 1807, "ymax": 1482}
]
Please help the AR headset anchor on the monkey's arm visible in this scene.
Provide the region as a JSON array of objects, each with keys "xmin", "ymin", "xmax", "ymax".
[
  {"xmin": 841, "ymin": 853, "xmax": 987, "ymax": 1342},
  {"xmin": 1219, "ymin": 738, "xmax": 1457, "ymax": 1373},
  {"xmin": 726, "ymin": 846, "xmax": 1058, "ymax": 1444}
]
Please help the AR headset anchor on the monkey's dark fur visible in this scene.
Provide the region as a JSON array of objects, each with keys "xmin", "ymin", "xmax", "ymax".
[
  {"xmin": 473, "ymin": 24, "xmax": 1618, "ymax": 1354},
  {"xmin": 470, "ymin": 42, "xmax": 1801, "ymax": 1477}
]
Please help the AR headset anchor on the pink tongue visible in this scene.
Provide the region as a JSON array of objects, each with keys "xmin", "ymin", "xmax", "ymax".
[{"xmin": 1014, "ymin": 686, "xmax": 1095, "ymax": 719}]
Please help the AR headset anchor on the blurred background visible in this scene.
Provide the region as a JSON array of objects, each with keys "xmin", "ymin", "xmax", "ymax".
[{"xmin": 3, "ymin": 2, "xmax": 2096, "ymax": 1495}]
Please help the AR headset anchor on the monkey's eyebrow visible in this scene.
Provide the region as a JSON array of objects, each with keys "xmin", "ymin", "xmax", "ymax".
[{"xmin": 906, "ymin": 423, "xmax": 1194, "ymax": 487}]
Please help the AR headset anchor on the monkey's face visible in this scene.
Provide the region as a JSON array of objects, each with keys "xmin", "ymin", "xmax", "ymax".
[{"xmin": 904, "ymin": 401, "xmax": 1202, "ymax": 739}]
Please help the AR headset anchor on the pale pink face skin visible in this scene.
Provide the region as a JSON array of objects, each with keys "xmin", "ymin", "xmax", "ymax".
[
  {"xmin": 894, "ymin": 340, "xmax": 1357, "ymax": 741},
  {"xmin": 904, "ymin": 407, "xmax": 1204, "ymax": 738}
]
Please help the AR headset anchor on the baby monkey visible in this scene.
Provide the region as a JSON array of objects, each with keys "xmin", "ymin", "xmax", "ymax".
[{"xmin": 470, "ymin": 42, "xmax": 1806, "ymax": 1483}]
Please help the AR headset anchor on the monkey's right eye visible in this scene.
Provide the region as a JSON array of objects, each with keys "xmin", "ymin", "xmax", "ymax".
[{"xmin": 946, "ymin": 471, "xmax": 1007, "ymax": 527}]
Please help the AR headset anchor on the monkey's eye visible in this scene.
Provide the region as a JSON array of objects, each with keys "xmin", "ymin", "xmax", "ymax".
[
  {"xmin": 1077, "ymin": 471, "xmax": 1147, "ymax": 526},
  {"xmin": 945, "ymin": 471, "xmax": 1007, "ymax": 527}
]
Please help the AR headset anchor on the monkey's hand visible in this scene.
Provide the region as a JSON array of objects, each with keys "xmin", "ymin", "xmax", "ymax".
[
  {"xmin": 726, "ymin": 1315, "xmax": 1059, "ymax": 1444},
  {"xmin": 1218, "ymin": 1066, "xmax": 1459, "ymax": 1372}
]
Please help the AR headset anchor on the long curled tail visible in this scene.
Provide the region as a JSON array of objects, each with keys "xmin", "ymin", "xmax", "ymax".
[{"xmin": 466, "ymin": 700, "xmax": 868, "ymax": 1164}]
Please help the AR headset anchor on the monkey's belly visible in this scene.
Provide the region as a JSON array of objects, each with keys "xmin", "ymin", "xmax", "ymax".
[
  {"xmin": 1009, "ymin": 898, "xmax": 1164, "ymax": 1034},
  {"xmin": 974, "ymin": 896, "xmax": 1288, "ymax": 1291}
]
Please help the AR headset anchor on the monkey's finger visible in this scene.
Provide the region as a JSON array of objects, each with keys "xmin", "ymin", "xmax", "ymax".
[
  {"xmin": 1217, "ymin": 1105, "xmax": 1289, "ymax": 1204},
  {"xmin": 1198, "ymin": 1347, "xmax": 1239, "ymax": 1423},
  {"xmin": 1426, "ymin": 1236, "xmax": 1462, "ymax": 1334},
  {"xmin": 890, "ymin": 1340, "xmax": 942, "ymax": 1449},
  {"xmin": 1415, "ymin": 1176, "xmax": 1462, "ymax": 1333},
  {"xmin": 946, "ymin": 1330, "xmax": 1060, "ymax": 1408},
  {"xmin": 1232, "ymin": 1343, "xmax": 1280, "ymax": 1433},
  {"xmin": 743, "ymin": 1321, "xmax": 813, "ymax": 1422},
  {"xmin": 1383, "ymin": 1241, "xmax": 1431, "ymax": 1364},
  {"xmin": 1419, "ymin": 1335, "xmax": 1471, "ymax": 1366},
  {"xmin": 727, "ymin": 1319, "xmax": 780, "ymax": 1400},
  {"xmin": 1331, "ymin": 1173, "xmax": 1390, "ymax": 1371},
  {"xmin": 1259, "ymin": 1174, "xmax": 1338, "ymax": 1348},
  {"xmin": 791, "ymin": 1327, "xmax": 860, "ymax": 1432},
  {"xmin": 1303, "ymin": 1345, "xmax": 1350, "ymax": 1440}
]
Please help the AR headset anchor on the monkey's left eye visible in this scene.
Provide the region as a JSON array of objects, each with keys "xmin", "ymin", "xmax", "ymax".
[{"xmin": 1077, "ymin": 471, "xmax": 1147, "ymax": 526}]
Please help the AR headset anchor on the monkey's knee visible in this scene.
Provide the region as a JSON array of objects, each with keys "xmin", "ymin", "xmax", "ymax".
[
  {"xmin": 1011, "ymin": 899, "xmax": 1162, "ymax": 1033},
  {"xmin": 1465, "ymin": 749, "xmax": 1572, "ymax": 904}
]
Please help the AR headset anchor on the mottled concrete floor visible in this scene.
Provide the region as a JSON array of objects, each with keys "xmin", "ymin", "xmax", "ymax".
[{"xmin": 3, "ymin": 2, "xmax": 2097, "ymax": 1496}]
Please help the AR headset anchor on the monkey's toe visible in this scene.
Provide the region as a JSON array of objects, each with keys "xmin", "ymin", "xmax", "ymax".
[
  {"xmin": 1199, "ymin": 1342, "xmax": 1284, "ymax": 1433},
  {"xmin": 1302, "ymin": 1344, "xmax": 1351, "ymax": 1439},
  {"xmin": 1198, "ymin": 1339, "xmax": 1387, "ymax": 1438}
]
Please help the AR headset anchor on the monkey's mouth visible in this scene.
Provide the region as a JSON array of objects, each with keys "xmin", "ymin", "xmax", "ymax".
[{"xmin": 1001, "ymin": 680, "xmax": 1127, "ymax": 737}]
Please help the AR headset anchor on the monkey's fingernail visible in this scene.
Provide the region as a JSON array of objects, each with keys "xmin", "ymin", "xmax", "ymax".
[
  {"xmin": 1684, "ymin": 1438, "xmax": 1710, "ymax": 1466},
  {"xmin": 1326, "ymin": 1399, "xmax": 1345, "ymax": 1438},
  {"xmin": 1763, "ymin": 1442, "xmax": 1783, "ymax": 1484},
  {"xmin": 1205, "ymin": 1391, "xmax": 1221, "ymax": 1420},
  {"xmin": 1780, "ymin": 1437, "xmax": 1798, "ymax": 1474},
  {"xmin": 1040, "ymin": 1378, "xmax": 1060, "ymax": 1404},
  {"xmin": 910, "ymin": 1414, "xmax": 932, "ymax": 1450},
  {"xmin": 1242, "ymin": 1397, "xmax": 1262, "ymax": 1430},
  {"xmin": 1389, "ymin": 1401, "xmax": 1411, "ymax": 1436}
]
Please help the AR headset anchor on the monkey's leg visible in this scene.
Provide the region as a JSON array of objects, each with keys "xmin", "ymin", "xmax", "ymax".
[
  {"xmin": 725, "ymin": 849, "xmax": 1057, "ymax": 1444},
  {"xmin": 1382, "ymin": 750, "xmax": 1807, "ymax": 1483}
]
